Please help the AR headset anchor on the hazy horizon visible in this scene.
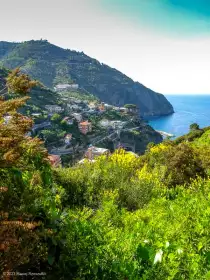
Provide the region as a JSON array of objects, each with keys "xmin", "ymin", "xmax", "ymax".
[{"xmin": 1, "ymin": 0, "xmax": 210, "ymax": 94}]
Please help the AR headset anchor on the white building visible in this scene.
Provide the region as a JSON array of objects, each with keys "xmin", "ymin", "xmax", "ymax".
[
  {"xmin": 72, "ymin": 113, "xmax": 83, "ymax": 122},
  {"xmin": 45, "ymin": 105, "xmax": 64, "ymax": 113},
  {"xmin": 100, "ymin": 119, "xmax": 126, "ymax": 130},
  {"xmin": 54, "ymin": 84, "xmax": 79, "ymax": 92}
]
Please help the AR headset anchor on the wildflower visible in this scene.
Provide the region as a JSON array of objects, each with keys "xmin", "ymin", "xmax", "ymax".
[
  {"xmin": 154, "ymin": 249, "xmax": 163, "ymax": 264},
  {"xmin": 165, "ymin": 241, "xmax": 170, "ymax": 248},
  {"xmin": 177, "ymin": 249, "xmax": 183, "ymax": 255}
]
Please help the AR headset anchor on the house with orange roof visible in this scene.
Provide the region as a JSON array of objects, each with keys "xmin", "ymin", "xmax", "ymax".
[
  {"xmin": 78, "ymin": 121, "xmax": 92, "ymax": 135},
  {"xmin": 48, "ymin": 154, "xmax": 62, "ymax": 168}
]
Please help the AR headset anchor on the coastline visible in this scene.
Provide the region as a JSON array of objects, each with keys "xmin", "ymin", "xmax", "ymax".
[{"xmin": 156, "ymin": 130, "xmax": 174, "ymax": 138}]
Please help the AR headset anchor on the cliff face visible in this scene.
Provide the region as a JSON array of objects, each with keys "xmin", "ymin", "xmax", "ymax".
[
  {"xmin": 120, "ymin": 123, "xmax": 163, "ymax": 154},
  {"xmin": 0, "ymin": 40, "xmax": 174, "ymax": 117}
]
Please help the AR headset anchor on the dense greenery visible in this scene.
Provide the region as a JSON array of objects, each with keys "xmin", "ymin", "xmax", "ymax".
[
  {"xmin": 59, "ymin": 90, "xmax": 99, "ymax": 103},
  {"xmin": 1, "ymin": 70, "xmax": 210, "ymax": 279}
]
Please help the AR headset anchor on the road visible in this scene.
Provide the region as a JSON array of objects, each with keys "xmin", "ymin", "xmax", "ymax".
[{"xmin": 50, "ymin": 125, "xmax": 140, "ymax": 156}]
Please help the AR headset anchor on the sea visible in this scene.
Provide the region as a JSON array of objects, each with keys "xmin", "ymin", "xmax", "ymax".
[{"xmin": 149, "ymin": 95, "xmax": 210, "ymax": 138}]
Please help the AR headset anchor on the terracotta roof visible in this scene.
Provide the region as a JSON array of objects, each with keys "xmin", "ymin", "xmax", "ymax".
[
  {"xmin": 80, "ymin": 121, "xmax": 91, "ymax": 125},
  {"xmin": 48, "ymin": 155, "xmax": 61, "ymax": 163}
]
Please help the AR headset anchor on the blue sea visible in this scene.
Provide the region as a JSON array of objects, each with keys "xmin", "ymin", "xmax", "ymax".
[{"xmin": 149, "ymin": 95, "xmax": 210, "ymax": 137}]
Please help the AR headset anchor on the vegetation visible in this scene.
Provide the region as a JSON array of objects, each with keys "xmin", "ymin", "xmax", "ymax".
[
  {"xmin": 124, "ymin": 104, "xmax": 137, "ymax": 108},
  {"xmin": 1, "ymin": 70, "xmax": 210, "ymax": 279},
  {"xmin": 190, "ymin": 122, "xmax": 200, "ymax": 131},
  {"xmin": 59, "ymin": 90, "xmax": 99, "ymax": 103}
]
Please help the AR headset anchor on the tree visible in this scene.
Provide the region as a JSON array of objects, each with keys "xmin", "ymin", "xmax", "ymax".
[
  {"xmin": 0, "ymin": 68, "xmax": 46, "ymax": 168},
  {"xmin": 0, "ymin": 69, "xmax": 51, "ymax": 274},
  {"xmin": 190, "ymin": 123, "xmax": 200, "ymax": 131},
  {"xmin": 51, "ymin": 113, "xmax": 61, "ymax": 123}
]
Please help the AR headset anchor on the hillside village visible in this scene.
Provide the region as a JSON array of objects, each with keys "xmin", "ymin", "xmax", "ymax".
[{"xmin": 29, "ymin": 83, "xmax": 162, "ymax": 167}]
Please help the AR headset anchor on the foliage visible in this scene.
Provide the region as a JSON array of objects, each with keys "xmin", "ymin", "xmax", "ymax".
[
  {"xmin": 0, "ymin": 69, "xmax": 56, "ymax": 274},
  {"xmin": 124, "ymin": 104, "xmax": 137, "ymax": 109},
  {"xmin": 6, "ymin": 68, "xmax": 38, "ymax": 95},
  {"xmin": 51, "ymin": 113, "xmax": 61, "ymax": 123},
  {"xmin": 190, "ymin": 123, "xmax": 200, "ymax": 131},
  {"xmin": 59, "ymin": 90, "xmax": 99, "ymax": 103},
  {"xmin": 2, "ymin": 69, "xmax": 210, "ymax": 279},
  {"xmin": 0, "ymin": 69, "xmax": 46, "ymax": 168}
]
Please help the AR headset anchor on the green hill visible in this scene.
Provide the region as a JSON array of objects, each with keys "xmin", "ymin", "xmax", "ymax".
[{"xmin": 0, "ymin": 40, "xmax": 174, "ymax": 117}]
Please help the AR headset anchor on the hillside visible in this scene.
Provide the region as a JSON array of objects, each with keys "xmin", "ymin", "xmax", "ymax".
[
  {"xmin": 0, "ymin": 40, "xmax": 174, "ymax": 117},
  {"xmin": 2, "ymin": 73, "xmax": 210, "ymax": 279},
  {"xmin": 0, "ymin": 68, "xmax": 7, "ymax": 90}
]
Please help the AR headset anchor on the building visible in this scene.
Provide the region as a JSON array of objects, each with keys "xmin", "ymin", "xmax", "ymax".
[
  {"xmin": 31, "ymin": 113, "xmax": 42, "ymax": 118},
  {"xmin": 54, "ymin": 84, "xmax": 79, "ymax": 92},
  {"xmin": 72, "ymin": 113, "xmax": 83, "ymax": 122},
  {"xmin": 85, "ymin": 146, "xmax": 110, "ymax": 160},
  {"xmin": 78, "ymin": 158, "xmax": 96, "ymax": 165},
  {"xmin": 79, "ymin": 121, "xmax": 92, "ymax": 135},
  {"xmin": 104, "ymin": 103, "xmax": 113, "ymax": 110},
  {"xmin": 119, "ymin": 107, "xmax": 128, "ymax": 113},
  {"xmin": 48, "ymin": 154, "xmax": 62, "ymax": 168},
  {"xmin": 100, "ymin": 119, "xmax": 110, "ymax": 128},
  {"xmin": 124, "ymin": 105, "xmax": 138, "ymax": 115},
  {"xmin": 45, "ymin": 105, "xmax": 64, "ymax": 113},
  {"xmin": 88, "ymin": 102, "xmax": 97, "ymax": 110},
  {"xmin": 62, "ymin": 117, "xmax": 74, "ymax": 125},
  {"xmin": 64, "ymin": 134, "xmax": 72, "ymax": 145},
  {"xmin": 98, "ymin": 102, "xmax": 105, "ymax": 112}
]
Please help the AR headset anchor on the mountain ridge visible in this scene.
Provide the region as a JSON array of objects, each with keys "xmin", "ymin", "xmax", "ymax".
[{"xmin": 0, "ymin": 40, "xmax": 174, "ymax": 117}]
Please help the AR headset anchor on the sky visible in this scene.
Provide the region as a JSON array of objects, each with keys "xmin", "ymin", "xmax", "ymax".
[{"xmin": 1, "ymin": 0, "xmax": 210, "ymax": 94}]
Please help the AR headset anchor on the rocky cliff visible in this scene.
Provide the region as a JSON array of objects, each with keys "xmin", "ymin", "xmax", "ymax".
[{"xmin": 0, "ymin": 40, "xmax": 174, "ymax": 117}]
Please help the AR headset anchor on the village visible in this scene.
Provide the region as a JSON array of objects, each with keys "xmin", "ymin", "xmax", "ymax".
[{"xmin": 26, "ymin": 83, "xmax": 147, "ymax": 167}]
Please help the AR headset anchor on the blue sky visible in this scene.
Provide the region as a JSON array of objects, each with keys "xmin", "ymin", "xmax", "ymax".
[{"xmin": 1, "ymin": 0, "xmax": 210, "ymax": 94}]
